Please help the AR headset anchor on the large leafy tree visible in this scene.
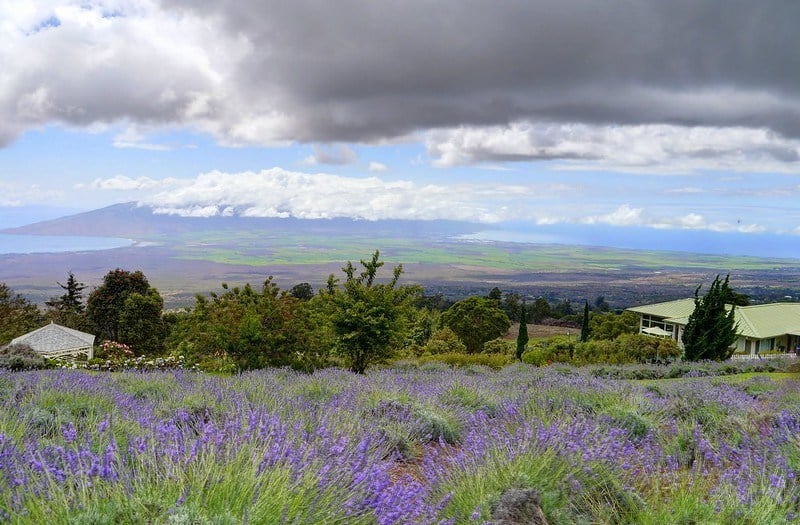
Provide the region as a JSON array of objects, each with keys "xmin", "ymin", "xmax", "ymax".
[
  {"xmin": 45, "ymin": 271, "xmax": 89, "ymax": 330},
  {"xmin": 119, "ymin": 288, "xmax": 166, "ymax": 355},
  {"xmin": 0, "ymin": 283, "xmax": 42, "ymax": 346},
  {"xmin": 441, "ymin": 296, "xmax": 511, "ymax": 353},
  {"xmin": 682, "ymin": 274, "xmax": 738, "ymax": 361},
  {"xmin": 86, "ymin": 269, "xmax": 164, "ymax": 353},
  {"xmin": 328, "ymin": 251, "xmax": 420, "ymax": 374}
]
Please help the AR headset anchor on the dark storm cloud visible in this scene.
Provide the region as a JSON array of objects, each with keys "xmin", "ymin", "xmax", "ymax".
[
  {"xmin": 160, "ymin": 0, "xmax": 800, "ymax": 141},
  {"xmin": 3, "ymin": 1, "xmax": 799, "ymax": 151}
]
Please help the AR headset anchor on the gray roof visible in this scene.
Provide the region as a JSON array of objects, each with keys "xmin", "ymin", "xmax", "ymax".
[{"xmin": 9, "ymin": 322, "xmax": 95, "ymax": 355}]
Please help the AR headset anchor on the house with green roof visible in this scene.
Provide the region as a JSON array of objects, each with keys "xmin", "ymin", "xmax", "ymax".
[{"xmin": 627, "ymin": 299, "xmax": 800, "ymax": 357}]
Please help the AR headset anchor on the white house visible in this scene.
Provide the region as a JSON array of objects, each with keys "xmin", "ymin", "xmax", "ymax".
[
  {"xmin": 626, "ymin": 299, "xmax": 800, "ymax": 357},
  {"xmin": 8, "ymin": 322, "xmax": 95, "ymax": 359}
]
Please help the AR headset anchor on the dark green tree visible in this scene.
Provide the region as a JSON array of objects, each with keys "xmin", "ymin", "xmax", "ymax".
[
  {"xmin": 589, "ymin": 311, "xmax": 639, "ymax": 340},
  {"xmin": 441, "ymin": 296, "xmax": 511, "ymax": 353},
  {"xmin": 487, "ymin": 287, "xmax": 503, "ymax": 302},
  {"xmin": 502, "ymin": 292, "xmax": 522, "ymax": 322},
  {"xmin": 580, "ymin": 300, "xmax": 591, "ymax": 342},
  {"xmin": 682, "ymin": 275, "xmax": 738, "ymax": 361},
  {"xmin": 289, "ymin": 282, "xmax": 314, "ymax": 301},
  {"xmin": 529, "ymin": 297, "xmax": 551, "ymax": 323},
  {"xmin": 328, "ymin": 251, "xmax": 420, "ymax": 373},
  {"xmin": 516, "ymin": 301, "xmax": 529, "ymax": 360},
  {"xmin": 119, "ymin": 288, "xmax": 166, "ymax": 355},
  {"xmin": 0, "ymin": 283, "xmax": 42, "ymax": 346},
  {"xmin": 45, "ymin": 271, "xmax": 88, "ymax": 330},
  {"xmin": 593, "ymin": 295, "xmax": 610, "ymax": 312},
  {"xmin": 552, "ymin": 299, "xmax": 575, "ymax": 318},
  {"xmin": 86, "ymin": 269, "xmax": 160, "ymax": 347}
]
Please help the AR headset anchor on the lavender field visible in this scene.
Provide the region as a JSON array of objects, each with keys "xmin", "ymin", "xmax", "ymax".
[{"xmin": 1, "ymin": 364, "xmax": 798, "ymax": 524}]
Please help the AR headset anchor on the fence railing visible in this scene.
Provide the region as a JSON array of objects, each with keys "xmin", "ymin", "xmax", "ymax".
[{"xmin": 730, "ymin": 352, "xmax": 799, "ymax": 361}]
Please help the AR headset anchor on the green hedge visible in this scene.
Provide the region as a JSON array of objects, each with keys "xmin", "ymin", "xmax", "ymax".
[{"xmin": 522, "ymin": 334, "xmax": 681, "ymax": 366}]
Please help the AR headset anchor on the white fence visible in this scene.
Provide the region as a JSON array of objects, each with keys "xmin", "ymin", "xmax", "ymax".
[{"xmin": 730, "ymin": 352, "xmax": 799, "ymax": 361}]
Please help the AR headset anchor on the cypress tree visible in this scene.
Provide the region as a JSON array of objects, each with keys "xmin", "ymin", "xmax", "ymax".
[
  {"xmin": 682, "ymin": 275, "xmax": 738, "ymax": 361},
  {"xmin": 580, "ymin": 300, "xmax": 591, "ymax": 342},
  {"xmin": 516, "ymin": 301, "xmax": 529, "ymax": 360}
]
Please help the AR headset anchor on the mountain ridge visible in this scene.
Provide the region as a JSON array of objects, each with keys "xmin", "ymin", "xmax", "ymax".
[{"xmin": 1, "ymin": 202, "xmax": 484, "ymax": 239}]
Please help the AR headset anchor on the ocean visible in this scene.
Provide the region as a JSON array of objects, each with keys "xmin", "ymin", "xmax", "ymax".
[{"xmin": 0, "ymin": 234, "xmax": 133, "ymax": 255}]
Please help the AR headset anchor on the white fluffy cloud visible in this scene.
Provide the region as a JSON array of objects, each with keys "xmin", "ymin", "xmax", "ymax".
[
  {"xmin": 136, "ymin": 167, "xmax": 578, "ymax": 223},
  {"xmin": 302, "ymin": 144, "xmax": 358, "ymax": 166},
  {"xmin": 575, "ymin": 204, "xmax": 765, "ymax": 233},
  {"xmin": 368, "ymin": 161, "xmax": 388, "ymax": 172},
  {"xmin": 427, "ymin": 123, "xmax": 800, "ymax": 173},
  {"xmin": 81, "ymin": 175, "xmax": 186, "ymax": 190},
  {"xmin": 74, "ymin": 167, "xmax": 778, "ymax": 234}
]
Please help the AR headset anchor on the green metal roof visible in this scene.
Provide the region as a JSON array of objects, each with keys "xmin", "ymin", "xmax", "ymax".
[
  {"xmin": 628, "ymin": 300, "xmax": 800, "ymax": 340},
  {"xmin": 732, "ymin": 303, "xmax": 800, "ymax": 339},
  {"xmin": 626, "ymin": 298, "xmax": 696, "ymax": 319}
]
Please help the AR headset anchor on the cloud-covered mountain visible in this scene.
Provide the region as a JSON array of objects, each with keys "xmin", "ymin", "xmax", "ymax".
[{"xmin": 2, "ymin": 202, "xmax": 482, "ymax": 239}]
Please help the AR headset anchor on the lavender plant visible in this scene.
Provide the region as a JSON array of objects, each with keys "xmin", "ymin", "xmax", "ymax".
[{"xmin": 0, "ymin": 365, "xmax": 796, "ymax": 524}]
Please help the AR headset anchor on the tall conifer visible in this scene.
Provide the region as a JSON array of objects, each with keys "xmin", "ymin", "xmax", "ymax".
[{"xmin": 682, "ymin": 275, "xmax": 738, "ymax": 361}]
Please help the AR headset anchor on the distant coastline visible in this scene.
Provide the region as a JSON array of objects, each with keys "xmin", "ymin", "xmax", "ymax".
[{"xmin": 0, "ymin": 234, "xmax": 134, "ymax": 255}]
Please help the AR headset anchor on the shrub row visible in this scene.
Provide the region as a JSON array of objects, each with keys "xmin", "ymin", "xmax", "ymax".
[{"xmin": 522, "ymin": 334, "xmax": 681, "ymax": 366}]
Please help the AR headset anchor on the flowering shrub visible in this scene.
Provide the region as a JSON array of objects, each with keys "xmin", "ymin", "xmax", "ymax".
[
  {"xmin": 98, "ymin": 340, "xmax": 134, "ymax": 360},
  {"xmin": 53, "ymin": 353, "xmax": 194, "ymax": 372}
]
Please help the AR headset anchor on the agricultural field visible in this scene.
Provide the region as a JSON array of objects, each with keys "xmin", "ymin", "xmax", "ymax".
[{"xmin": 1, "ymin": 364, "xmax": 798, "ymax": 524}]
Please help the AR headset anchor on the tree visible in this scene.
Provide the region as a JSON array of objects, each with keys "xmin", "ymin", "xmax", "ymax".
[
  {"xmin": 86, "ymin": 269, "xmax": 162, "ymax": 352},
  {"xmin": 552, "ymin": 299, "xmax": 575, "ymax": 318},
  {"xmin": 0, "ymin": 283, "xmax": 42, "ymax": 346},
  {"xmin": 119, "ymin": 288, "xmax": 166, "ymax": 355},
  {"xmin": 289, "ymin": 282, "xmax": 314, "ymax": 301},
  {"xmin": 529, "ymin": 297, "xmax": 551, "ymax": 323},
  {"xmin": 328, "ymin": 251, "xmax": 420, "ymax": 373},
  {"xmin": 593, "ymin": 295, "xmax": 610, "ymax": 312},
  {"xmin": 580, "ymin": 301, "xmax": 591, "ymax": 342},
  {"xmin": 502, "ymin": 292, "xmax": 522, "ymax": 322},
  {"xmin": 441, "ymin": 296, "xmax": 511, "ymax": 353},
  {"xmin": 487, "ymin": 287, "xmax": 503, "ymax": 302},
  {"xmin": 168, "ymin": 277, "xmax": 327, "ymax": 370},
  {"xmin": 589, "ymin": 311, "xmax": 639, "ymax": 340},
  {"xmin": 516, "ymin": 302, "xmax": 529, "ymax": 360},
  {"xmin": 45, "ymin": 271, "xmax": 88, "ymax": 330},
  {"xmin": 682, "ymin": 275, "xmax": 738, "ymax": 361}
]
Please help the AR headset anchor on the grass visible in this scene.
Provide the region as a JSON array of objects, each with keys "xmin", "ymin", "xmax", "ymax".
[{"xmin": 164, "ymin": 229, "xmax": 797, "ymax": 272}]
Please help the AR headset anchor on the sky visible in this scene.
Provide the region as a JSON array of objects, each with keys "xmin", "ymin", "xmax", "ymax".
[{"xmin": 2, "ymin": 1, "xmax": 800, "ymax": 242}]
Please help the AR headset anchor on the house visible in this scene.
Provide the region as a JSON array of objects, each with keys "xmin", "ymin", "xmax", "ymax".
[
  {"xmin": 7, "ymin": 322, "xmax": 95, "ymax": 359},
  {"xmin": 626, "ymin": 299, "xmax": 800, "ymax": 357}
]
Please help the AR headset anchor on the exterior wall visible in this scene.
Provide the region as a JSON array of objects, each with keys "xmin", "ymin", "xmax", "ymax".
[{"xmin": 637, "ymin": 314, "xmax": 683, "ymax": 347}]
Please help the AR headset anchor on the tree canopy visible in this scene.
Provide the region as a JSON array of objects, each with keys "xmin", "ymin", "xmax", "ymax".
[
  {"xmin": 86, "ymin": 269, "xmax": 165, "ymax": 353},
  {"xmin": 682, "ymin": 274, "xmax": 738, "ymax": 361},
  {"xmin": 327, "ymin": 251, "xmax": 420, "ymax": 373},
  {"xmin": 0, "ymin": 283, "xmax": 42, "ymax": 346},
  {"xmin": 45, "ymin": 271, "xmax": 89, "ymax": 330},
  {"xmin": 441, "ymin": 296, "xmax": 511, "ymax": 353}
]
